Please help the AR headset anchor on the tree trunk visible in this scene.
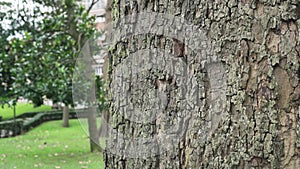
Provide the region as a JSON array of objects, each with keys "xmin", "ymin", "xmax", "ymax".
[
  {"xmin": 62, "ymin": 105, "xmax": 69, "ymax": 127},
  {"xmin": 80, "ymin": 39, "xmax": 101, "ymax": 152},
  {"xmin": 98, "ymin": 110, "xmax": 109, "ymax": 138},
  {"xmin": 88, "ymin": 105, "xmax": 102, "ymax": 152},
  {"xmin": 105, "ymin": 1, "xmax": 300, "ymax": 168},
  {"xmin": 97, "ymin": 0, "xmax": 112, "ymax": 142}
]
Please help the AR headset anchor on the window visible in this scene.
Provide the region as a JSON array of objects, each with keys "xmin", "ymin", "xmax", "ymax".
[{"xmin": 95, "ymin": 16, "xmax": 105, "ymax": 23}]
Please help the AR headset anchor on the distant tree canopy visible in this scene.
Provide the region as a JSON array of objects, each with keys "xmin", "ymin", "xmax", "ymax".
[
  {"xmin": 0, "ymin": 1, "xmax": 15, "ymax": 105},
  {"xmin": 0, "ymin": 0, "xmax": 99, "ymax": 107},
  {"xmin": 0, "ymin": 0, "xmax": 104, "ymax": 151}
]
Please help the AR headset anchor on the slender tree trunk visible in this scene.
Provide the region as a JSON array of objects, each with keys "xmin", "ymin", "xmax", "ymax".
[
  {"xmin": 98, "ymin": 110, "xmax": 109, "ymax": 138},
  {"xmin": 105, "ymin": 0, "xmax": 300, "ymax": 168},
  {"xmin": 62, "ymin": 105, "xmax": 69, "ymax": 127},
  {"xmin": 97, "ymin": 0, "xmax": 112, "ymax": 141},
  {"xmin": 88, "ymin": 105, "xmax": 102, "ymax": 152},
  {"xmin": 81, "ymin": 39, "xmax": 101, "ymax": 152}
]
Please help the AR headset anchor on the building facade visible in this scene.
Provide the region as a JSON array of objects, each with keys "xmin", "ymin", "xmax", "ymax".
[{"xmin": 81, "ymin": 0, "xmax": 107, "ymax": 76}]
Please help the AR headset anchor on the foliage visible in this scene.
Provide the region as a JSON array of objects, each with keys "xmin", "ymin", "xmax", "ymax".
[
  {"xmin": 0, "ymin": 1, "xmax": 17, "ymax": 105},
  {"xmin": 96, "ymin": 76, "xmax": 108, "ymax": 112},
  {"xmin": 3, "ymin": 0, "xmax": 99, "ymax": 107},
  {"xmin": 0, "ymin": 120, "xmax": 104, "ymax": 169}
]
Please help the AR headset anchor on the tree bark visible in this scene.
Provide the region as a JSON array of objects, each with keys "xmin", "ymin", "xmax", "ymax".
[
  {"xmin": 105, "ymin": 0, "xmax": 300, "ymax": 168},
  {"xmin": 62, "ymin": 105, "xmax": 69, "ymax": 127}
]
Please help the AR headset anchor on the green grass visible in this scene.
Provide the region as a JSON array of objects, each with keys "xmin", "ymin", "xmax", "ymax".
[
  {"xmin": 0, "ymin": 120, "xmax": 104, "ymax": 169},
  {"xmin": 0, "ymin": 103, "xmax": 51, "ymax": 120}
]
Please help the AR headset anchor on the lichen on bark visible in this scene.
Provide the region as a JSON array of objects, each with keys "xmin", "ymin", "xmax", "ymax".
[{"xmin": 104, "ymin": 0, "xmax": 300, "ymax": 168}]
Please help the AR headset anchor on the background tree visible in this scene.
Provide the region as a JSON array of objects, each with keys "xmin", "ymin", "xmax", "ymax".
[
  {"xmin": 9, "ymin": 0, "xmax": 97, "ymax": 126},
  {"xmin": 0, "ymin": 1, "xmax": 17, "ymax": 105},
  {"xmin": 105, "ymin": 1, "xmax": 300, "ymax": 168},
  {"xmin": 4, "ymin": 0, "xmax": 102, "ymax": 152}
]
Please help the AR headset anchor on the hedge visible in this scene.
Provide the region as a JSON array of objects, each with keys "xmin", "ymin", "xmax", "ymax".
[
  {"xmin": 22, "ymin": 111, "xmax": 78, "ymax": 131},
  {"xmin": 0, "ymin": 119, "xmax": 24, "ymax": 137},
  {"xmin": 0, "ymin": 109, "xmax": 93, "ymax": 138}
]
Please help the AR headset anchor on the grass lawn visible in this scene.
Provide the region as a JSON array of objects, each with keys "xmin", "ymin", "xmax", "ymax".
[
  {"xmin": 0, "ymin": 103, "xmax": 51, "ymax": 120},
  {"xmin": 0, "ymin": 120, "xmax": 104, "ymax": 169}
]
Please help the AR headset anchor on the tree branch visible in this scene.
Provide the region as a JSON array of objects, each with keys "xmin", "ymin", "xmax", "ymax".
[{"xmin": 87, "ymin": 0, "xmax": 100, "ymax": 14}]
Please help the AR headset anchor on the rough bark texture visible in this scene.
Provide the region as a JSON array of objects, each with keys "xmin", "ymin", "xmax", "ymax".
[{"xmin": 105, "ymin": 0, "xmax": 300, "ymax": 168}]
